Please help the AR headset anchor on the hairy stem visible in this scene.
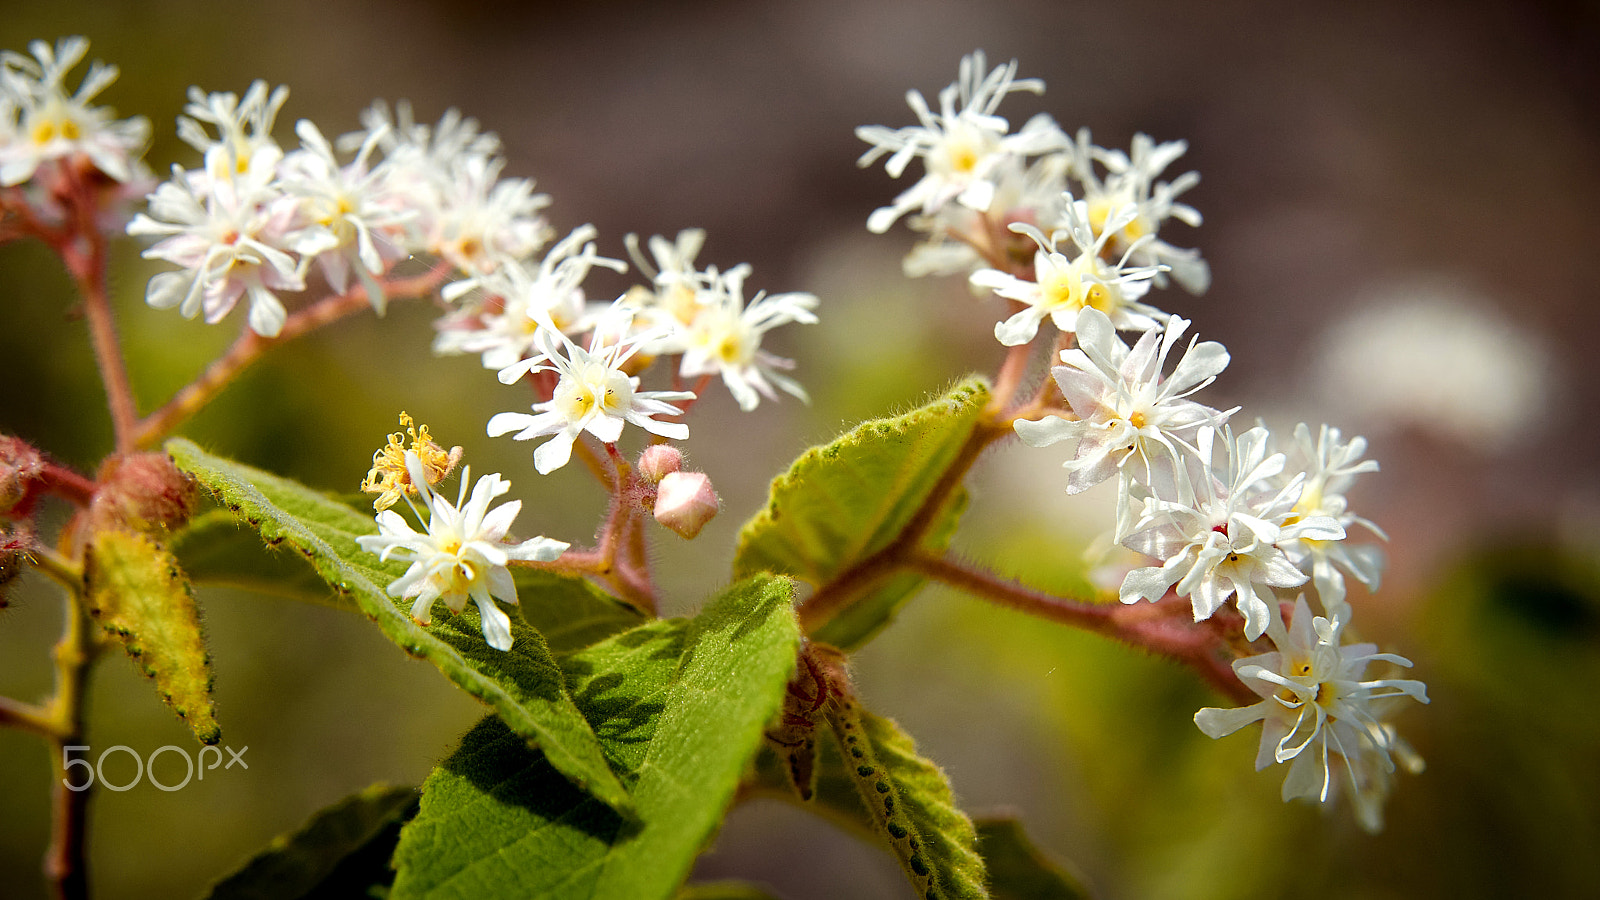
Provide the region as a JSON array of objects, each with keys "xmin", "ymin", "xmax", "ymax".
[
  {"xmin": 43, "ymin": 581, "xmax": 100, "ymax": 900},
  {"xmin": 907, "ymin": 551, "xmax": 1255, "ymax": 704},
  {"xmin": 796, "ymin": 416, "xmax": 1010, "ymax": 634},
  {"xmin": 56, "ymin": 164, "xmax": 138, "ymax": 455}
]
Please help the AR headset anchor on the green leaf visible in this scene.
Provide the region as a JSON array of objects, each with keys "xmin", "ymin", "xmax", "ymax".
[
  {"xmin": 172, "ymin": 506, "xmax": 358, "ymax": 610},
  {"xmin": 204, "ymin": 783, "xmax": 418, "ymax": 900},
  {"xmin": 733, "ymin": 377, "xmax": 991, "ymax": 649},
  {"xmin": 84, "ymin": 528, "xmax": 220, "ymax": 744},
  {"xmin": 391, "ymin": 575, "xmax": 801, "ymax": 900},
  {"xmin": 166, "ymin": 438, "xmax": 632, "ymax": 814},
  {"xmin": 172, "ymin": 505, "xmax": 645, "ymax": 654},
  {"xmin": 822, "ymin": 695, "xmax": 988, "ymax": 900},
  {"xmin": 974, "ymin": 818, "xmax": 1093, "ymax": 900}
]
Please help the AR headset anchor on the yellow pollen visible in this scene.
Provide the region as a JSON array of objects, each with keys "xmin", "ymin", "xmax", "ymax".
[
  {"xmin": 1128, "ymin": 411, "xmax": 1148, "ymax": 429},
  {"xmin": 361, "ymin": 412, "xmax": 463, "ymax": 510},
  {"xmin": 31, "ymin": 119, "xmax": 58, "ymax": 144}
]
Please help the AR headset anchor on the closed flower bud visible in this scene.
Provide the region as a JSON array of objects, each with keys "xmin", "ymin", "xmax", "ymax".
[
  {"xmin": 0, "ymin": 435, "xmax": 45, "ymax": 517},
  {"xmin": 637, "ymin": 445, "xmax": 683, "ymax": 484},
  {"xmin": 653, "ymin": 471, "xmax": 719, "ymax": 539},
  {"xmin": 89, "ymin": 452, "xmax": 198, "ymax": 536}
]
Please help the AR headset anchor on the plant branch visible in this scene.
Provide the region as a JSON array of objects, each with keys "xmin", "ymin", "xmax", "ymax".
[
  {"xmin": 42, "ymin": 573, "xmax": 100, "ymax": 900},
  {"xmin": 907, "ymin": 550, "xmax": 1255, "ymax": 704},
  {"xmin": 132, "ymin": 262, "xmax": 451, "ymax": 449},
  {"xmin": 55, "ymin": 163, "xmax": 138, "ymax": 455},
  {"xmin": 796, "ymin": 416, "xmax": 1010, "ymax": 634}
]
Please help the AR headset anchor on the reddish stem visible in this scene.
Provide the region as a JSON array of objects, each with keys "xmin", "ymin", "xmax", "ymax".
[
  {"xmin": 132, "ymin": 262, "xmax": 452, "ymax": 449},
  {"xmin": 906, "ymin": 551, "xmax": 1255, "ymax": 704}
]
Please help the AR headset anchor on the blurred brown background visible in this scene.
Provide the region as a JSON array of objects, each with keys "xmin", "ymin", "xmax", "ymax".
[{"xmin": 3, "ymin": 1, "xmax": 1599, "ymax": 897}]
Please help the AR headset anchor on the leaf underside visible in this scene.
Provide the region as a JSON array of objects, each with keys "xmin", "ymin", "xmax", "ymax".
[
  {"xmin": 390, "ymin": 575, "xmax": 801, "ymax": 900},
  {"xmin": 165, "ymin": 438, "xmax": 632, "ymax": 814},
  {"xmin": 84, "ymin": 528, "xmax": 220, "ymax": 744},
  {"xmin": 204, "ymin": 783, "xmax": 418, "ymax": 900},
  {"xmin": 733, "ymin": 377, "xmax": 991, "ymax": 650}
]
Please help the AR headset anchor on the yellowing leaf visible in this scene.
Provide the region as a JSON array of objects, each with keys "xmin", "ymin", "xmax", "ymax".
[{"xmin": 85, "ymin": 528, "xmax": 219, "ymax": 744}]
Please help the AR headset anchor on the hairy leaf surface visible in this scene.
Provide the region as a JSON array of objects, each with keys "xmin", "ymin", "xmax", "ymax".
[
  {"xmin": 734, "ymin": 377, "xmax": 990, "ymax": 649},
  {"xmin": 205, "ymin": 783, "xmax": 418, "ymax": 900},
  {"xmin": 390, "ymin": 576, "xmax": 800, "ymax": 900},
  {"xmin": 166, "ymin": 438, "xmax": 631, "ymax": 813},
  {"xmin": 84, "ymin": 528, "xmax": 219, "ymax": 744}
]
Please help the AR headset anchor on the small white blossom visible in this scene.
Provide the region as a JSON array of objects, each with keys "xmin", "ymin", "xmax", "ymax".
[
  {"xmin": 0, "ymin": 37, "xmax": 149, "ymax": 186},
  {"xmin": 127, "ymin": 145, "xmax": 304, "ymax": 336},
  {"xmin": 1119, "ymin": 426, "xmax": 1345, "ymax": 640},
  {"xmin": 1275, "ymin": 423, "xmax": 1387, "ymax": 620},
  {"xmin": 1071, "ymin": 128, "xmax": 1209, "ymax": 294},
  {"xmin": 487, "ymin": 310, "xmax": 694, "ymax": 474},
  {"xmin": 676, "ymin": 265, "xmax": 818, "ymax": 411},
  {"xmin": 1014, "ymin": 308, "xmax": 1233, "ymax": 495},
  {"xmin": 356, "ymin": 452, "xmax": 568, "ymax": 651},
  {"xmin": 278, "ymin": 119, "xmax": 412, "ymax": 312},
  {"xmin": 1194, "ymin": 596, "xmax": 1428, "ymax": 832},
  {"xmin": 426, "ymin": 153, "xmax": 550, "ymax": 276},
  {"xmin": 972, "ymin": 198, "xmax": 1166, "ymax": 346},
  {"xmin": 175, "ymin": 80, "xmax": 289, "ymax": 179},
  {"xmin": 433, "ymin": 224, "xmax": 623, "ymax": 369},
  {"xmin": 856, "ymin": 50, "xmax": 1065, "ymax": 234}
]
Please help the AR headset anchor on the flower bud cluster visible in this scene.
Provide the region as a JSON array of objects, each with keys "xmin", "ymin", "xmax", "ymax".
[{"xmin": 861, "ymin": 51, "xmax": 1426, "ymax": 831}]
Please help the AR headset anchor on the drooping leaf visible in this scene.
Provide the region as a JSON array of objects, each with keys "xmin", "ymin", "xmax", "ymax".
[
  {"xmin": 822, "ymin": 693, "xmax": 988, "ymax": 900},
  {"xmin": 390, "ymin": 575, "xmax": 800, "ymax": 900},
  {"xmin": 84, "ymin": 528, "xmax": 219, "ymax": 744},
  {"xmin": 166, "ymin": 438, "xmax": 632, "ymax": 814},
  {"xmin": 171, "ymin": 504, "xmax": 645, "ymax": 654},
  {"xmin": 974, "ymin": 818, "xmax": 1093, "ymax": 900},
  {"xmin": 204, "ymin": 783, "xmax": 418, "ymax": 900},
  {"xmin": 733, "ymin": 377, "xmax": 992, "ymax": 649},
  {"xmin": 172, "ymin": 506, "xmax": 357, "ymax": 610}
]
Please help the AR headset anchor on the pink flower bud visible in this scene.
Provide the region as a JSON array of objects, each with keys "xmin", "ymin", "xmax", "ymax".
[
  {"xmin": 89, "ymin": 452, "xmax": 199, "ymax": 536},
  {"xmin": 0, "ymin": 434, "xmax": 45, "ymax": 516},
  {"xmin": 653, "ymin": 471, "xmax": 719, "ymax": 539},
  {"xmin": 636, "ymin": 445, "xmax": 683, "ymax": 484}
]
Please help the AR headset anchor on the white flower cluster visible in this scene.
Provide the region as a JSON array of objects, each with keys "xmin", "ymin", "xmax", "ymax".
[
  {"xmin": 0, "ymin": 37, "xmax": 149, "ymax": 199},
  {"xmin": 445, "ymin": 226, "xmax": 818, "ymax": 472},
  {"xmin": 124, "ymin": 80, "xmax": 545, "ymax": 337},
  {"xmin": 862, "ymin": 51, "xmax": 1426, "ymax": 831}
]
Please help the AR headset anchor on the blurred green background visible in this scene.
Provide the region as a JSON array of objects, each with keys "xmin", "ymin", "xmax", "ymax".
[{"xmin": 3, "ymin": 1, "xmax": 1599, "ymax": 897}]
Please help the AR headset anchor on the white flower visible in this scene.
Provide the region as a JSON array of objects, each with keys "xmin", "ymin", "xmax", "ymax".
[
  {"xmin": 0, "ymin": 37, "xmax": 149, "ymax": 186},
  {"xmin": 175, "ymin": 80, "xmax": 289, "ymax": 179},
  {"xmin": 971, "ymin": 198, "xmax": 1166, "ymax": 346},
  {"xmin": 127, "ymin": 145, "xmax": 304, "ymax": 337},
  {"xmin": 433, "ymin": 225, "xmax": 622, "ymax": 369},
  {"xmin": 487, "ymin": 310, "xmax": 694, "ymax": 474},
  {"xmin": 1275, "ymin": 423, "xmax": 1386, "ymax": 620},
  {"xmin": 1071, "ymin": 129, "xmax": 1209, "ymax": 294},
  {"xmin": 1194, "ymin": 596, "xmax": 1428, "ymax": 832},
  {"xmin": 1119, "ymin": 426, "xmax": 1346, "ymax": 640},
  {"xmin": 426, "ymin": 153, "xmax": 550, "ymax": 275},
  {"xmin": 278, "ymin": 119, "xmax": 412, "ymax": 312},
  {"xmin": 1014, "ymin": 308, "xmax": 1233, "ymax": 495},
  {"xmin": 856, "ymin": 50, "xmax": 1065, "ymax": 234},
  {"xmin": 356, "ymin": 451, "xmax": 568, "ymax": 651},
  {"xmin": 676, "ymin": 265, "xmax": 818, "ymax": 411}
]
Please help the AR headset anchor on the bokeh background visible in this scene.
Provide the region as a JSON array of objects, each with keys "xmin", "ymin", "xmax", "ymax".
[{"xmin": 3, "ymin": 0, "xmax": 1599, "ymax": 897}]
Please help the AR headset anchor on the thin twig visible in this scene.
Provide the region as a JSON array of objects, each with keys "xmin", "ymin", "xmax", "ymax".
[
  {"xmin": 907, "ymin": 551, "xmax": 1255, "ymax": 704},
  {"xmin": 133, "ymin": 262, "xmax": 451, "ymax": 449}
]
